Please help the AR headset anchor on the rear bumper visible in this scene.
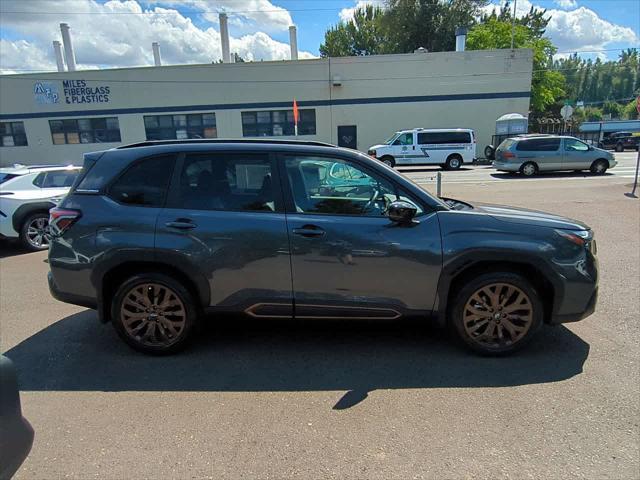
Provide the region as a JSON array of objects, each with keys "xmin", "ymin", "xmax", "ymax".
[
  {"xmin": 48, "ymin": 271, "xmax": 97, "ymax": 310},
  {"xmin": 492, "ymin": 160, "xmax": 522, "ymax": 172}
]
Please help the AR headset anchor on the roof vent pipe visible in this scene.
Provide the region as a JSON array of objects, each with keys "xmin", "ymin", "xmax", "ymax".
[
  {"xmin": 289, "ymin": 25, "xmax": 298, "ymax": 60},
  {"xmin": 219, "ymin": 13, "xmax": 231, "ymax": 63},
  {"xmin": 152, "ymin": 42, "xmax": 162, "ymax": 66},
  {"xmin": 455, "ymin": 27, "xmax": 467, "ymax": 52},
  {"xmin": 59, "ymin": 23, "xmax": 76, "ymax": 71},
  {"xmin": 53, "ymin": 41, "xmax": 65, "ymax": 72}
]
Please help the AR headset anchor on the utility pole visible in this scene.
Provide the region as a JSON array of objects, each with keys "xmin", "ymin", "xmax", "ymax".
[{"xmin": 510, "ymin": 0, "xmax": 518, "ymax": 49}]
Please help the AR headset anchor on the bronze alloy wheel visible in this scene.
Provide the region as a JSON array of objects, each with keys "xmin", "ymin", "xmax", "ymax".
[
  {"xmin": 462, "ymin": 283, "xmax": 534, "ymax": 349},
  {"xmin": 120, "ymin": 283, "xmax": 187, "ymax": 348}
]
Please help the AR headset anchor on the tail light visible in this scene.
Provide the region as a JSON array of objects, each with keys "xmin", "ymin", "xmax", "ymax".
[
  {"xmin": 501, "ymin": 151, "xmax": 516, "ymax": 159},
  {"xmin": 49, "ymin": 207, "xmax": 81, "ymax": 236}
]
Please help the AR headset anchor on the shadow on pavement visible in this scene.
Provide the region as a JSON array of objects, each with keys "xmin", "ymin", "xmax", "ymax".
[
  {"xmin": 0, "ymin": 241, "xmax": 30, "ymax": 259},
  {"xmin": 397, "ymin": 167, "xmax": 474, "ymax": 173},
  {"xmin": 490, "ymin": 171, "xmax": 614, "ymax": 180},
  {"xmin": 4, "ymin": 310, "xmax": 590, "ymax": 409}
]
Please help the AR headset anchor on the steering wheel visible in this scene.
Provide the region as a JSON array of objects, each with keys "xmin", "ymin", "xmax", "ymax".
[{"xmin": 363, "ymin": 188, "xmax": 381, "ymax": 213}]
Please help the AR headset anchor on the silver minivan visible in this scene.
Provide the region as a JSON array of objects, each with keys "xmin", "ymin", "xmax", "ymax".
[{"xmin": 493, "ymin": 135, "xmax": 617, "ymax": 176}]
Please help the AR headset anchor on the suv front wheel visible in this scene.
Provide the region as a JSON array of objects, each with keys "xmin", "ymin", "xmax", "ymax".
[
  {"xmin": 450, "ymin": 272, "xmax": 543, "ymax": 355},
  {"xmin": 111, "ymin": 273, "xmax": 198, "ymax": 354}
]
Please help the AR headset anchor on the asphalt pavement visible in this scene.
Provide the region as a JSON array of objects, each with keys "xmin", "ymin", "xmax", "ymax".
[{"xmin": 1, "ymin": 155, "xmax": 638, "ymax": 479}]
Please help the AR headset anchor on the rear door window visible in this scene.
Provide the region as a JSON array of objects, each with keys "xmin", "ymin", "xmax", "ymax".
[
  {"xmin": 516, "ymin": 138, "xmax": 561, "ymax": 151},
  {"xmin": 418, "ymin": 131, "xmax": 471, "ymax": 144},
  {"xmin": 42, "ymin": 171, "xmax": 80, "ymax": 188},
  {"xmin": 109, "ymin": 155, "xmax": 175, "ymax": 207}
]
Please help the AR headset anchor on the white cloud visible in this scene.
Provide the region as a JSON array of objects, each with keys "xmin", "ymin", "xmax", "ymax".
[
  {"xmin": 482, "ymin": 1, "xmax": 638, "ymax": 56},
  {"xmin": 553, "ymin": 0, "xmax": 577, "ymax": 9},
  {"xmin": 0, "ymin": 0, "xmax": 314, "ymax": 73},
  {"xmin": 339, "ymin": 0, "xmax": 385, "ymax": 23}
]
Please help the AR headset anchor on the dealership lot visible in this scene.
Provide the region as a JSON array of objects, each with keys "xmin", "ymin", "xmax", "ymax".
[{"xmin": 1, "ymin": 156, "xmax": 639, "ymax": 479}]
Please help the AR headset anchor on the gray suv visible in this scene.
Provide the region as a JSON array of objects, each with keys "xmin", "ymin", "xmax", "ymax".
[
  {"xmin": 48, "ymin": 140, "xmax": 598, "ymax": 355},
  {"xmin": 494, "ymin": 135, "xmax": 616, "ymax": 176}
]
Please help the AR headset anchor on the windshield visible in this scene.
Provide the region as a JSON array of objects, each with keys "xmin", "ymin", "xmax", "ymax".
[{"xmin": 384, "ymin": 132, "xmax": 400, "ymax": 145}]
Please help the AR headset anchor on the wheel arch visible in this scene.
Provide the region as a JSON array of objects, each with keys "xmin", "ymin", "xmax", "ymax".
[
  {"xmin": 435, "ymin": 257, "xmax": 557, "ymax": 328},
  {"xmin": 97, "ymin": 260, "xmax": 209, "ymax": 324},
  {"xmin": 11, "ymin": 201, "xmax": 55, "ymax": 232}
]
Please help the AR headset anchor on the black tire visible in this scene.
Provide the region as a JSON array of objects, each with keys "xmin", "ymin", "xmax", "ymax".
[
  {"xmin": 380, "ymin": 156, "xmax": 395, "ymax": 167},
  {"xmin": 590, "ymin": 159, "xmax": 608, "ymax": 175},
  {"xmin": 444, "ymin": 154, "xmax": 463, "ymax": 170},
  {"xmin": 111, "ymin": 273, "xmax": 198, "ymax": 355},
  {"xmin": 450, "ymin": 271, "xmax": 543, "ymax": 356},
  {"xmin": 19, "ymin": 212, "xmax": 51, "ymax": 252},
  {"xmin": 520, "ymin": 162, "xmax": 538, "ymax": 177},
  {"xmin": 615, "ymin": 143, "xmax": 624, "ymax": 152},
  {"xmin": 484, "ymin": 145, "xmax": 495, "ymax": 160}
]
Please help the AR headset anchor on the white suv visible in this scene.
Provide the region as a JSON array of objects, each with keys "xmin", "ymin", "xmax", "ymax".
[
  {"xmin": 0, "ymin": 165, "xmax": 81, "ymax": 251},
  {"xmin": 368, "ymin": 128, "xmax": 476, "ymax": 169}
]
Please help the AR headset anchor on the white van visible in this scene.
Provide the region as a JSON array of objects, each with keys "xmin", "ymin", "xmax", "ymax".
[{"xmin": 367, "ymin": 128, "xmax": 476, "ymax": 169}]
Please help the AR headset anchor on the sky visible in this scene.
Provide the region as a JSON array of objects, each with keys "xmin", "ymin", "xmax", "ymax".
[{"xmin": 0, "ymin": 0, "xmax": 638, "ymax": 74}]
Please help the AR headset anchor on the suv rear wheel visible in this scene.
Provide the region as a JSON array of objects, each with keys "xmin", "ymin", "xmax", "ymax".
[
  {"xmin": 20, "ymin": 212, "xmax": 51, "ymax": 252},
  {"xmin": 111, "ymin": 273, "xmax": 198, "ymax": 354},
  {"xmin": 450, "ymin": 272, "xmax": 543, "ymax": 355}
]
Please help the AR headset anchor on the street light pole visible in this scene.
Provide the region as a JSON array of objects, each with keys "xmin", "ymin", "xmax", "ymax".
[{"xmin": 510, "ymin": 0, "xmax": 518, "ymax": 49}]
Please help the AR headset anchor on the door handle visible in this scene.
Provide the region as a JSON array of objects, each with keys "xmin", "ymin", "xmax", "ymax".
[
  {"xmin": 165, "ymin": 219, "xmax": 197, "ymax": 230},
  {"xmin": 292, "ymin": 225, "xmax": 325, "ymax": 238}
]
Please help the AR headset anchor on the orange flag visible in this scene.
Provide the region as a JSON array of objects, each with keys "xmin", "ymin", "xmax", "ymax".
[{"xmin": 293, "ymin": 99, "xmax": 299, "ymax": 125}]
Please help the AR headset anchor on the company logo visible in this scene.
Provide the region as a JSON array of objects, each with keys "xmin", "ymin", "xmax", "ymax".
[{"xmin": 34, "ymin": 82, "xmax": 60, "ymax": 104}]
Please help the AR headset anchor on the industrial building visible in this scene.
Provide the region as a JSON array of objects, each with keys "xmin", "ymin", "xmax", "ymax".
[{"xmin": 0, "ymin": 21, "xmax": 533, "ymax": 167}]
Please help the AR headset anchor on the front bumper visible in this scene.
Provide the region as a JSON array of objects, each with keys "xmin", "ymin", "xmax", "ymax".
[{"xmin": 549, "ymin": 287, "xmax": 598, "ymax": 324}]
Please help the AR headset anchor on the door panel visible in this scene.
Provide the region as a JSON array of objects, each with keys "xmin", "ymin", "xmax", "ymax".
[
  {"xmin": 282, "ymin": 154, "xmax": 442, "ymax": 317},
  {"xmin": 562, "ymin": 138, "xmax": 592, "ymax": 169},
  {"xmin": 155, "ymin": 152, "xmax": 292, "ymax": 315},
  {"xmin": 337, "ymin": 125, "xmax": 357, "ymax": 149}
]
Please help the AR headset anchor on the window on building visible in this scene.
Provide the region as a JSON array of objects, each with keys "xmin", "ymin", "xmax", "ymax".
[
  {"xmin": 241, "ymin": 109, "xmax": 316, "ymax": 137},
  {"xmin": 516, "ymin": 137, "xmax": 561, "ymax": 151},
  {"xmin": 143, "ymin": 113, "xmax": 217, "ymax": 140},
  {"xmin": 174, "ymin": 153, "xmax": 276, "ymax": 212},
  {"xmin": 109, "ymin": 155, "xmax": 175, "ymax": 207},
  {"xmin": 49, "ymin": 117, "xmax": 121, "ymax": 145},
  {"xmin": 417, "ymin": 131, "xmax": 471, "ymax": 144},
  {"xmin": 0, "ymin": 121, "xmax": 28, "ymax": 147}
]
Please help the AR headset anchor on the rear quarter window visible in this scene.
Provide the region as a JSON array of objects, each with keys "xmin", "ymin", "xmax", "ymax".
[
  {"xmin": 108, "ymin": 155, "xmax": 175, "ymax": 207},
  {"xmin": 418, "ymin": 131, "xmax": 471, "ymax": 144}
]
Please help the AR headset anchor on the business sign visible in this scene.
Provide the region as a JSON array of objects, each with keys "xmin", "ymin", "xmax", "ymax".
[
  {"xmin": 34, "ymin": 79, "xmax": 111, "ymax": 105},
  {"xmin": 34, "ymin": 82, "xmax": 60, "ymax": 104}
]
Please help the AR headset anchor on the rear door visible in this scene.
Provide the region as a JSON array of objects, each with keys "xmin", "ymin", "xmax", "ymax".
[
  {"xmin": 155, "ymin": 150, "xmax": 293, "ymax": 317},
  {"xmin": 515, "ymin": 137, "xmax": 562, "ymax": 171}
]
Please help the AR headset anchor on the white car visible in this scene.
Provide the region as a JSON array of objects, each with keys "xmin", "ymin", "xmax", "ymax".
[
  {"xmin": 367, "ymin": 128, "xmax": 477, "ymax": 169},
  {"xmin": 0, "ymin": 165, "xmax": 81, "ymax": 251}
]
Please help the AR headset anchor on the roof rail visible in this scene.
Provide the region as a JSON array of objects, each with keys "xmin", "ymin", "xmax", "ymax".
[{"xmin": 116, "ymin": 138, "xmax": 337, "ymax": 149}]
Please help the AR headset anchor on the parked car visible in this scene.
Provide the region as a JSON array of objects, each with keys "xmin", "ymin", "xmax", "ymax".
[
  {"xmin": 0, "ymin": 355, "xmax": 34, "ymax": 479},
  {"xmin": 367, "ymin": 128, "xmax": 476, "ymax": 169},
  {"xmin": 598, "ymin": 131, "xmax": 640, "ymax": 152},
  {"xmin": 0, "ymin": 165, "xmax": 81, "ymax": 251},
  {"xmin": 48, "ymin": 139, "xmax": 598, "ymax": 356},
  {"xmin": 493, "ymin": 135, "xmax": 617, "ymax": 176}
]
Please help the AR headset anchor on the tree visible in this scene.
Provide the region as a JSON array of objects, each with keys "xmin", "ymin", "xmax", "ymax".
[
  {"xmin": 602, "ymin": 101, "xmax": 624, "ymax": 119},
  {"xmin": 466, "ymin": 18, "xmax": 565, "ymax": 112},
  {"xmin": 623, "ymin": 99, "xmax": 639, "ymax": 120},
  {"xmin": 384, "ymin": 0, "xmax": 488, "ymax": 53},
  {"xmin": 319, "ymin": 5, "xmax": 391, "ymax": 57}
]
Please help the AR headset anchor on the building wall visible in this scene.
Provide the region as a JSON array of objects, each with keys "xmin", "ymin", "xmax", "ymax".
[{"xmin": 0, "ymin": 49, "xmax": 532, "ymax": 166}]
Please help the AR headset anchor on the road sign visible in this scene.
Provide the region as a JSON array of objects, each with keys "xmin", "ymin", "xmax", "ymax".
[{"xmin": 560, "ymin": 105, "xmax": 574, "ymax": 120}]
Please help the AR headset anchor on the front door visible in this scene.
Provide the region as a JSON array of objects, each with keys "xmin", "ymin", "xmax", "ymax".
[
  {"xmin": 155, "ymin": 151, "xmax": 293, "ymax": 317},
  {"xmin": 280, "ymin": 153, "xmax": 442, "ymax": 319},
  {"xmin": 562, "ymin": 137, "xmax": 592, "ymax": 170},
  {"xmin": 389, "ymin": 132, "xmax": 414, "ymax": 165},
  {"xmin": 337, "ymin": 125, "xmax": 358, "ymax": 149}
]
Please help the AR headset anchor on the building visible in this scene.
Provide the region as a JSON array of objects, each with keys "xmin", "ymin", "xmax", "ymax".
[{"xmin": 0, "ymin": 49, "xmax": 532, "ymax": 167}]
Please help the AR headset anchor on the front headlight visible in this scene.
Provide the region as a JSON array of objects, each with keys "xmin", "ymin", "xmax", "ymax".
[{"xmin": 556, "ymin": 229, "xmax": 595, "ymax": 253}]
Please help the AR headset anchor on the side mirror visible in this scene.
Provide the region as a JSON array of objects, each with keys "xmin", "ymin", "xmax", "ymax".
[
  {"xmin": 588, "ymin": 145, "xmax": 594, "ymax": 151},
  {"xmin": 387, "ymin": 200, "xmax": 417, "ymax": 224}
]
